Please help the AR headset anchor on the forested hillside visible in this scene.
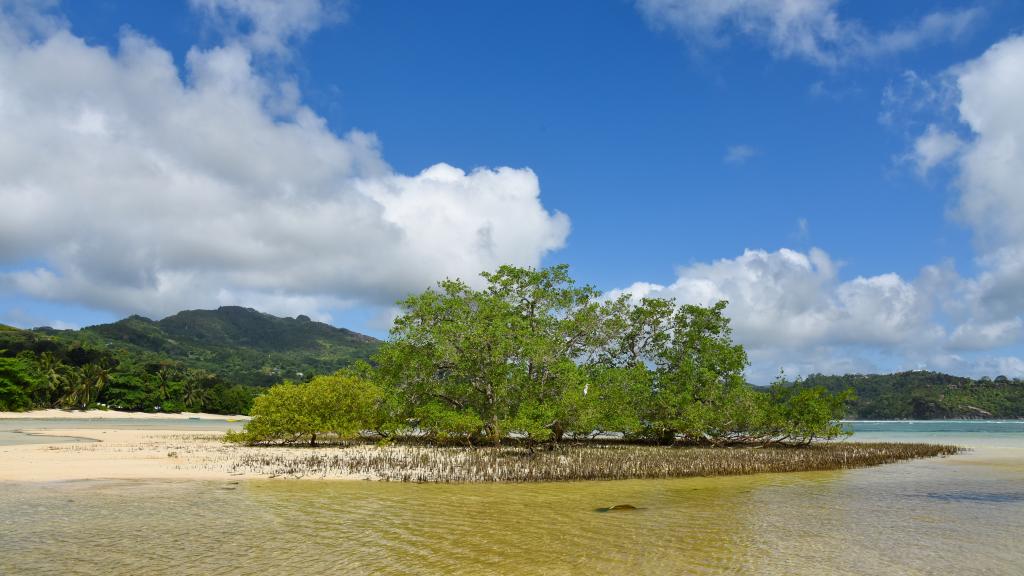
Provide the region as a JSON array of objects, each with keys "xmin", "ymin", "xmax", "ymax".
[
  {"xmin": 59, "ymin": 306, "xmax": 380, "ymax": 387},
  {"xmin": 0, "ymin": 307, "xmax": 380, "ymax": 414},
  {"xmin": 790, "ymin": 371, "xmax": 1024, "ymax": 419}
]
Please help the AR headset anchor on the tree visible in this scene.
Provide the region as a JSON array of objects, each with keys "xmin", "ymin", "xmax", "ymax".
[
  {"xmin": 757, "ymin": 377, "xmax": 854, "ymax": 444},
  {"xmin": 181, "ymin": 371, "xmax": 210, "ymax": 411},
  {"xmin": 375, "ymin": 265, "xmax": 612, "ymax": 445},
  {"xmin": 233, "ymin": 373, "xmax": 383, "ymax": 445},
  {"xmin": 0, "ymin": 357, "xmax": 37, "ymax": 411},
  {"xmin": 643, "ymin": 301, "xmax": 752, "ymax": 443},
  {"xmin": 37, "ymin": 351, "xmax": 65, "ymax": 407}
]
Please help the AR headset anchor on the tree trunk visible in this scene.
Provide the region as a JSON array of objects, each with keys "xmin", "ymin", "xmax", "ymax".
[
  {"xmin": 552, "ymin": 421, "xmax": 564, "ymax": 444},
  {"xmin": 310, "ymin": 433, "xmax": 317, "ymax": 447},
  {"xmin": 491, "ymin": 413, "xmax": 500, "ymax": 447}
]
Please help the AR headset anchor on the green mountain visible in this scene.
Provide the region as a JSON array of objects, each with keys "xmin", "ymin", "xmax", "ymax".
[
  {"xmin": 0, "ymin": 307, "xmax": 381, "ymax": 414},
  {"xmin": 792, "ymin": 371, "xmax": 1024, "ymax": 419},
  {"xmin": 37, "ymin": 306, "xmax": 381, "ymax": 387}
]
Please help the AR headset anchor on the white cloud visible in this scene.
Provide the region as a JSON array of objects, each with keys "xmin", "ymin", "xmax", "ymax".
[
  {"xmin": 610, "ymin": 248, "xmax": 952, "ymax": 381},
  {"xmin": 954, "ymin": 36, "xmax": 1024, "ymax": 252},
  {"xmin": 929, "ymin": 353, "xmax": 1024, "ymax": 379},
  {"xmin": 613, "ymin": 34, "xmax": 1024, "ymax": 380},
  {"xmin": 909, "ymin": 36, "xmax": 1024, "ymax": 358},
  {"xmin": 0, "ymin": 8, "xmax": 569, "ymax": 321},
  {"xmin": 188, "ymin": 0, "xmax": 344, "ymax": 56},
  {"xmin": 908, "ymin": 124, "xmax": 962, "ymax": 175},
  {"xmin": 610, "ymin": 243, "xmax": 937, "ymax": 352},
  {"xmin": 636, "ymin": 0, "xmax": 982, "ymax": 67},
  {"xmin": 608, "ymin": 245, "xmax": 1024, "ymax": 381},
  {"xmin": 948, "ymin": 318, "xmax": 1023, "ymax": 351},
  {"xmin": 724, "ymin": 144, "xmax": 758, "ymax": 164}
]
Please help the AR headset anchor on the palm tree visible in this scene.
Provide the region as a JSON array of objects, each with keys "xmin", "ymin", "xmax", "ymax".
[
  {"xmin": 181, "ymin": 371, "xmax": 209, "ymax": 410},
  {"xmin": 59, "ymin": 367, "xmax": 85, "ymax": 409},
  {"xmin": 80, "ymin": 363, "xmax": 111, "ymax": 407},
  {"xmin": 155, "ymin": 366, "xmax": 174, "ymax": 401},
  {"xmin": 64, "ymin": 363, "xmax": 112, "ymax": 409},
  {"xmin": 38, "ymin": 352, "xmax": 66, "ymax": 406}
]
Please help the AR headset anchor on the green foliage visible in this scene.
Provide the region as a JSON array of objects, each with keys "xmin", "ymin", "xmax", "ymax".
[
  {"xmin": 233, "ymin": 374, "xmax": 383, "ymax": 445},
  {"xmin": 754, "ymin": 377, "xmax": 854, "ymax": 444},
  {"xmin": 0, "ymin": 328, "xmax": 256, "ymax": 414},
  {"xmin": 33, "ymin": 306, "xmax": 380, "ymax": 387},
  {"xmin": 374, "ymin": 264, "xmax": 855, "ymax": 446},
  {"xmin": 0, "ymin": 266, "xmax": 878, "ymax": 448},
  {"xmin": 375, "ymin": 264, "xmax": 613, "ymax": 444},
  {"xmin": 790, "ymin": 371, "xmax": 1024, "ymax": 419},
  {"xmin": 414, "ymin": 403, "xmax": 484, "ymax": 445},
  {"xmin": 0, "ymin": 357, "xmax": 37, "ymax": 411},
  {"xmin": 0, "ymin": 306, "xmax": 380, "ymax": 415}
]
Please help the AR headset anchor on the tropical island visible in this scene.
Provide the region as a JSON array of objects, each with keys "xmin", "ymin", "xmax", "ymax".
[{"xmin": 0, "ymin": 265, "xmax": 965, "ymax": 483}]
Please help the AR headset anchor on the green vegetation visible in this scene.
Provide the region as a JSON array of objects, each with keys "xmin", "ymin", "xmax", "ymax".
[
  {"xmin": 0, "ymin": 306, "xmax": 380, "ymax": 415},
  {"xmin": 0, "ymin": 326, "xmax": 257, "ymax": 414},
  {"xmin": 228, "ymin": 374, "xmax": 384, "ymax": 445},
  {"xmin": 235, "ymin": 265, "xmax": 855, "ymax": 447},
  {"xmin": 787, "ymin": 371, "xmax": 1024, "ymax": 419},
  {"xmin": 37, "ymin": 306, "xmax": 380, "ymax": 387}
]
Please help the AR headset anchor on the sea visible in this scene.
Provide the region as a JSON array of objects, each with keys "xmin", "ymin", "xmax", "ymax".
[{"xmin": 1, "ymin": 419, "xmax": 1022, "ymax": 575}]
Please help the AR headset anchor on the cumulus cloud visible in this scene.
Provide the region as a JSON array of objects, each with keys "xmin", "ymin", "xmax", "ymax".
[
  {"xmin": 609, "ymin": 248, "xmax": 952, "ymax": 380},
  {"xmin": 907, "ymin": 124, "xmax": 962, "ymax": 175},
  {"xmin": 0, "ymin": 6, "xmax": 569, "ymax": 321},
  {"xmin": 910, "ymin": 36, "xmax": 1024, "ymax": 360},
  {"xmin": 954, "ymin": 36, "xmax": 1024, "ymax": 252},
  {"xmin": 612, "ymin": 34, "xmax": 1024, "ymax": 380},
  {"xmin": 636, "ymin": 0, "xmax": 982, "ymax": 67}
]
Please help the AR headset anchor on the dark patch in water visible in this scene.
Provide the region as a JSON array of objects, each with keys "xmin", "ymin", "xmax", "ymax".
[
  {"xmin": 595, "ymin": 504, "xmax": 639, "ymax": 513},
  {"xmin": 925, "ymin": 491, "xmax": 1024, "ymax": 503}
]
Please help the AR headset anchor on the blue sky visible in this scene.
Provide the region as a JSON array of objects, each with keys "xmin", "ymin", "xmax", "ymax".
[{"xmin": 2, "ymin": 0, "xmax": 1023, "ymax": 381}]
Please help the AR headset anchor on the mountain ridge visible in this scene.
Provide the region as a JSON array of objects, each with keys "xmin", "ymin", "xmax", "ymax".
[{"xmin": 31, "ymin": 306, "xmax": 381, "ymax": 387}]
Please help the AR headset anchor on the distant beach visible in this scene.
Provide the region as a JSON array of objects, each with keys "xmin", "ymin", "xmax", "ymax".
[{"xmin": 0, "ymin": 409, "xmax": 250, "ymax": 420}]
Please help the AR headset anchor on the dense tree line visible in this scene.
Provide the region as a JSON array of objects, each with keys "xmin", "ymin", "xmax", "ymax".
[
  {"xmin": 233, "ymin": 265, "xmax": 852, "ymax": 446},
  {"xmin": 0, "ymin": 327, "xmax": 254, "ymax": 414},
  {"xmin": 789, "ymin": 371, "xmax": 1024, "ymax": 419}
]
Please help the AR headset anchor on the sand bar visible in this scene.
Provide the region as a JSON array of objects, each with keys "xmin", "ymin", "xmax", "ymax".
[
  {"xmin": 0, "ymin": 428, "xmax": 367, "ymax": 482},
  {"xmin": 0, "ymin": 409, "xmax": 250, "ymax": 420}
]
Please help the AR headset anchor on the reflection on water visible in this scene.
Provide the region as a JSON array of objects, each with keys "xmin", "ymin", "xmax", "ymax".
[{"xmin": 1, "ymin": 421, "xmax": 1023, "ymax": 575}]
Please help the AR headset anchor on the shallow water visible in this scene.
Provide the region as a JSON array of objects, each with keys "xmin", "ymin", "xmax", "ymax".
[{"xmin": 1, "ymin": 421, "xmax": 1022, "ymax": 575}]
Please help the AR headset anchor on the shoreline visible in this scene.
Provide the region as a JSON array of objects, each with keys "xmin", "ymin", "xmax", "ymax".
[
  {"xmin": 0, "ymin": 427, "xmax": 961, "ymax": 484},
  {"xmin": 0, "ymin": 409, "xmax": 250, "ymax": 421}
]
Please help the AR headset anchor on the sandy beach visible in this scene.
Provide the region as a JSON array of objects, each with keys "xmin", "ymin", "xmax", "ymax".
[
  {"xmin": 0, "ymin": 409, "xmax": 250, "ymax": 420},
  {"xmin": 0, "ymin": 424, "xmax": 966, "ymax": 483},
  {"xmin": 0, "ymin": 428, "xmax": 369, "ymax": 482}
]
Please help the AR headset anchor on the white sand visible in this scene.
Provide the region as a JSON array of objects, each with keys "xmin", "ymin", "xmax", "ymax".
[
  {"xmin": 0, "ymin": 428, "xmax": 366, "ymax": 482},
  {"xmin": 0, "ymin": 409, "xmax": 249, "ymax": 420}
]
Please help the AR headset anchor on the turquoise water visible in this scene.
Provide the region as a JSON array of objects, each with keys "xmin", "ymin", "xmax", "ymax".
[{"xmin": 846, "ymin": 419, "xmax": 1024, "ymax": 450}]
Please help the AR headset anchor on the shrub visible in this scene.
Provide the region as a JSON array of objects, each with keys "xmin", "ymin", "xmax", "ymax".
[{"xmin": 230, "ymin": 373, "xmax": 382, "ymax": 445}]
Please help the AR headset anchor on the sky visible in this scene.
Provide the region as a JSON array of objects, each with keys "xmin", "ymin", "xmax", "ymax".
[{"xmin": 1, "ymin": 0, "xmax": 1023, "ymax": 382}]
